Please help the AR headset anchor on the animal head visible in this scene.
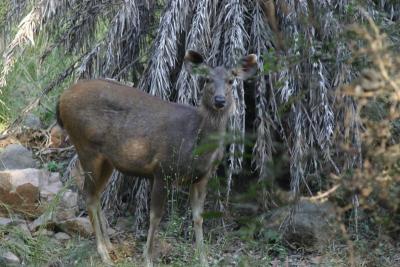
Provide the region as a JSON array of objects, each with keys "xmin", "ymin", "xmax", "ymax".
[{"xmin": 184, "ymin": 50, "xmax": 257, "ymax": 112}]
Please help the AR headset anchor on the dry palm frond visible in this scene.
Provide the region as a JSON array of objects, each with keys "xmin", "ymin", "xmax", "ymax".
[
  {"xmin": 175, "ymin": 0, "xmax": 213, "ymax": 105},
  {"xmin": 271, "ymin": 0, "xmax": 355, "ymax": 198},
  {"xmin": 250, "ymin": 0, "xmax": 274, "ymax": 181},
  {"xmin": 0, "ymin": 0, "xmax": 77, "ymax": 87},
  {"xmin": 0, "ymin": 0, "xmax": 28, "ymax": 40},
  {"xmin": 210, "ymin": 0, "xmax": 248, "ymax": 202},
  {"xmin": 275, "ymin": 0, "xmax": 309, "ymax": 198},
  {"xmin": 76, "ymin": 43, "xmax": 102, "ymax": 78},
  {"xmin": 0, "ymin": 4, "xmax": 42, "ymax": 87},
  {"xmin": 61, "ymin": 0, "xmax": 118, "ymax": 52},
  {"xmin": 102, "ymin": 0, "xmax": 141, "ymax": 79},
  {"xmin": 0, "ymin": 0, "xmax": 116, "ymax": 88},
  {"xmin": 139, "ymin": 0, "xmax": 191, "ymax": 99}
]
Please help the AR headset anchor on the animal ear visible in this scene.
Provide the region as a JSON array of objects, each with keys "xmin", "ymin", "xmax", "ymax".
[
  {"xmin": 231, "ymin": 54, "xmax": 258, "ymax": 80},
  {"xmin": 184, "ymin": 50, "xmax": 210, "ymax": 76}
]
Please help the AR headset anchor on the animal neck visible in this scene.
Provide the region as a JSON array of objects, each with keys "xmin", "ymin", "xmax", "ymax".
[{"xmin": 198, "ymin": 100, "xmax": 231, "ymax": 138}]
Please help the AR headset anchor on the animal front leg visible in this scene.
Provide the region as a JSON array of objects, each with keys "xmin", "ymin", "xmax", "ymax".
[
  {"xmin": 144, "ymin": 177, "xmax": 167, "ymax": 267},
  {"xmin": 190, "ymin": 177, "xmax": 209, "ymax": 266}
]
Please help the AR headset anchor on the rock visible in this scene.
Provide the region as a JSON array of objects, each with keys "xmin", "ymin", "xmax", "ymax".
[
  {"xmin": 15, "ymin": 221, "xmax": 32, "ymax": 237},
  {"xmin": 60, "ymin": 191, "xmax": 78, "ymax": 209},
  {"xmin": 0, "ymin": 168, "xmax": 77, "ymax": 217},
  {"xmin": 107, "ymin": 227, "xmax": 117, "ymax": 236},
  {"xmin": 57, "ymin": 217, "xmax": 93, "ymax": 237},
  {"xmin": 0, "ymin": 217, "xmax": 12, "ymax": 226},
  {"xmin": 39, "ymin": 181, "xmax": 63, "ymax": 202},
  {"xmin": 29, "ymin": 190, "xmax": 78, "ymax": 231},
  {"xmin": 49, "ymin": 172, "xmax": 61, "ymax": 184},
  {"xmin": 0, "ymin": 251, "xmax": 20, "ymax": 265},
  {"xmin": 39, "ymin": 171, "xmax": 78, "ymax": 222},
  {"xmin": 28, "ymin": 212, "xmax": 55, "ymax": 231},
  {"xmin": 0, "ymin": 168, "xmax": 43, "ymax": 216},
  {"xmin": 22, "ymin": 113, "xmax": 42, "ymax": 129},
  {"xmin": 54, "ymin": 232, "xmax": 71, "ymax": 241},
  {"xmin": 39, "ymin": 172, "xmax": 77, "ymax": 207},
  {"xmin": 0, "ymin": 217, "xmax": 25, "ymax": 227},
  {"xmin": 55, "ymin": 207, "xmax": 77, "ymax": 221},
  {"xmin": 33, "ymin": 229, "xmax": 54, "ymax": 237},
  {"xmin": 263, "ymin": 199, "xmax": 337, "ymax": 250},
  {"xmin": 0, "ymin": 144, "xmax": 37, "ymax": 170}
]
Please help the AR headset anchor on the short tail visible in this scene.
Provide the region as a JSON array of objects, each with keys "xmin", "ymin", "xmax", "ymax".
[{"xmin": 56, "ymin": 100, "xmax": 63, "ymax": 128}]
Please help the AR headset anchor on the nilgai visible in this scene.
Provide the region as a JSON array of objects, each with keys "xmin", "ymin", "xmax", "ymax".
[{"xmin": 56, "ymin": 50, "xmax": 257, "ymax": 266}]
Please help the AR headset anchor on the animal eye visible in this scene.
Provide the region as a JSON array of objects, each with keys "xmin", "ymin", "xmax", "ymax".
[{"xmin": 228, "ymin": 79, "xmax": 234, "ymax": 85}]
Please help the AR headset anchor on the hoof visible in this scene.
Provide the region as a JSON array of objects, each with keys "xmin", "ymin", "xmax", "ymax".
[
  {"xmin": 145, "ymin": 258, "xmax": 154, "ymax": 267},
  {"xmin": 200, "ymin": 256, "xmax": 209, "ymax": 267},
  {"xmin": 100, "ymin": 254, "xmax": 114, "ymax": 266},
  {"xmin": 98, "ymin": 243, "xmax": 114, "ymax": 265},
  {"xmin": 106, "ymin": 242, "xmax": 114, "ymax": 251}
]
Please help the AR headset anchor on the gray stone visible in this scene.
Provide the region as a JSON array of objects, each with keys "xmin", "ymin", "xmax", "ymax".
[
  {"xmin": 0, "ymin": 217, "xmax": 25, "ymax": 227},
  {"xmin": 49, "ymin": 172, "xmax": 60, "ymax": 184},
  {"xmin": 15, "ymin": 221, "xmax": 32, "ymax": 237},
  {"xmin": 0, "ymin": 144, "xmax": 36, "ymax": 170},
  {"xmin": 60, "ymin": 191, "xmax": 78, "ymax": 209},
  {"xmin": 54, "ymin": 232, "xmax": 71, "ymax": 241},
  {"xmin": 55, "ymin": 207, "xmax": 77, "ymax": 221},
  {"xmin": 28, "ymin": 212, "xmax": 54, "ymax": 231},
  {"xmin": 0, "ymin": 251, "xmax": 20, "ymax": 265},
  {"xmin": 107, "ymin": 227, "xmax": 116, "ymax": 236},
  {"xmin": 28, "ymin": 206, "xmax": 77, "ymax": 231},
  {"xmin": 33, "ymin": 229, "xmax": 54, "ymax": 237},
  {"xmin": 57, "ymin": 217, "xmax": 93, "ymax": 237},
  {"xmin": 39, "ymin": 186, "xmax": 78, "ymax": 221},
  {"xmin": 22, "ymin": 113, "xmax": 42, "ymax": 129},
  {"xmin": 0, "ymin": 217, "xmax": 12, "ymax": 226},
  {"xmin": 39, "ymin": 181, "xmax": 63, "ymax": 202},
  {"xmin": 263, "ymin": 199, "xmax": 337, "ymax": 250},
  {"xmin": 38, "ymin": 171, "xmax": 78, "ymax": 221}
]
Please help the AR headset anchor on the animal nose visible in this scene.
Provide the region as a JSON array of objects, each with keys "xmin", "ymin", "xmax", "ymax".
[{"xmin": 214, "ymin": 95, "xmax": 226, "ymax": 108}]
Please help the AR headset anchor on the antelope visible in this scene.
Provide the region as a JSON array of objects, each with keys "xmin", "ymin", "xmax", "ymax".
[{"xmin": 56, "ymin": 50, "xmax": 257, "ymax": 266}]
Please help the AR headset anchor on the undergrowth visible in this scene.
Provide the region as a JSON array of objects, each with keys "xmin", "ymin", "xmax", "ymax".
[{"xmin": 0, "ymin": 33, "xmax": 74, "ymax": 131}]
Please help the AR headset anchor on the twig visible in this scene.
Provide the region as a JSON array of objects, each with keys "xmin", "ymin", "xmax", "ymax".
[
  {"xmin": 308, "ymin": 184, "xmax": 340, "ymax": 201},
  {"xmin": 38, "ymin": 146, "xmax": 75, "ymax": 155}
]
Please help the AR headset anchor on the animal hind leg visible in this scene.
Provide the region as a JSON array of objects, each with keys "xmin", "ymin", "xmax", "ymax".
[
  {"xmin": 95, "ymin": 158, "xmax": 114, "ymax": 250},
  {"xmin": 81, "ymin": 154, "xmax": 114, "ymax": 264},
  {"xmin": 144, "ymin": 176, "xmax": 167, "ymax": 267}
]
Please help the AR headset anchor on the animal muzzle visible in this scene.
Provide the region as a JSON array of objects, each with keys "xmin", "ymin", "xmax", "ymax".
[{"xmin": 214, "ymin": 95, "xmax": 226, "ymax": 109}]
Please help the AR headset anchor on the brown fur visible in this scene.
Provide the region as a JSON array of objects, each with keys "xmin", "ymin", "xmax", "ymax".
[{"xmin": 57, "ymin": 51, "xmax": 257, "ymax": 266}]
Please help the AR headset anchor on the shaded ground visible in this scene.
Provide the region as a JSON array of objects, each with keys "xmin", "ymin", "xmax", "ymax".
[{"xmin": 2, "ymin": 213, "xmax": 399, "ymax": 267}]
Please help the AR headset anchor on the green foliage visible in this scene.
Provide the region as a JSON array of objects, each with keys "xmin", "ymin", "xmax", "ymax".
[
  {"xmin": 46, "ymin": 160, "xmax": 62, "ymax": 172},
  {"xmin": 0, "ymin": 33, "xmax": 75, "ymax": 130},
  {"xmin": 0, "ymin": 1, "xmax": 9, "ymax": 28},
  {"xmin": 262, "ymin": 48, "xmax": 280, "ymax": 73}
]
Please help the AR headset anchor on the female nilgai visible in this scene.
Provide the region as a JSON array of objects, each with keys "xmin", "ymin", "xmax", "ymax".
[{"xmin": 57, "ymin": 51, "xmax": 257, "ymax": 266}]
